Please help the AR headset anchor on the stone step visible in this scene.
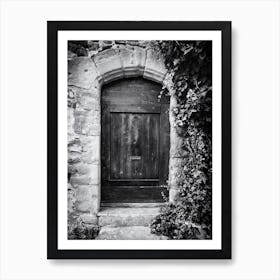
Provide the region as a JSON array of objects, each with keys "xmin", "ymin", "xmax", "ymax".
[
  {"xmin": 97, "ymin": 207, "xmax": 161, "ymax": 227},
  {"xmin": 96, "ymin": 225, "xmax": 168, "ymax": 240}
]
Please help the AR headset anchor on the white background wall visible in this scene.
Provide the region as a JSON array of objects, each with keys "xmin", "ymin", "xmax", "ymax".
[{"xmin": 0, "ymin": 0, "xmax": 279, "ymax": 279}]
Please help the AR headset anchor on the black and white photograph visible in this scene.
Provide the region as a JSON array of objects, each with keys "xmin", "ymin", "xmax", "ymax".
[
  {"xmin": 47, "ymin": 21, "xmax": 231, "ymax": 259},
  {"xmin": 67, "ymin": 39, "xmax": 213, "ymax": 241}
]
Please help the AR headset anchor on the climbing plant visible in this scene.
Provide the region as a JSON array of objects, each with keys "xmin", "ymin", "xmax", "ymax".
[{"xmin": 150, "ymin": 41, "xmax": 212, "ymax": 239}]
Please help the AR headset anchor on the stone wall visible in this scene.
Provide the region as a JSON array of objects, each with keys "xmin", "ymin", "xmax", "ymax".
[
  {"xmin": 67, "ymin": 40, "xmax": 182, "ymax": 230},
  {"xmin": 68, "ymin": 54, "xmax": 101, "ymax": 226}
]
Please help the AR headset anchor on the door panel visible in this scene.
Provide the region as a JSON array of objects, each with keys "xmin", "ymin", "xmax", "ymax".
[{"xmin": 110, "ymin": 113, "xmax": 159, "ymax": 180}]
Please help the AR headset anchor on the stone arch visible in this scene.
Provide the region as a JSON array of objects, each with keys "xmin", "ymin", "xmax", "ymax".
[
  {"xmin": 92, "ymin": 44, "xmax": 167, "ymax": 85},
  {"xmin": 68, "ymin": 43, "xmax": 174, "ymax": 224}
]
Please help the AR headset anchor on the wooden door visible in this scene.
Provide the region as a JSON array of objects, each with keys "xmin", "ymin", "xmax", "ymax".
[{"xmin": 101, "ymin": 78, "xmax": 170, "ymax": 204}]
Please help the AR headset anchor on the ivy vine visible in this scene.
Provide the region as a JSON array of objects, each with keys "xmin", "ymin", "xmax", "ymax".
[{"xmin": 150, "ymin": 41, "xmax": 212, "ymax": 239}]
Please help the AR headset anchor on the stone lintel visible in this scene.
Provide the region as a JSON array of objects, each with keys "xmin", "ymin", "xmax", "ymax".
[{"xmin": 92, "ymin": 45, "xmax": 167, "ymax": 86}]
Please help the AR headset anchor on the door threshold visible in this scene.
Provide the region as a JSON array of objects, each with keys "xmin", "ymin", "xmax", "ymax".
[{"xmin": 100, "ymin": 202, "xmax": 167, "ymax": 208}]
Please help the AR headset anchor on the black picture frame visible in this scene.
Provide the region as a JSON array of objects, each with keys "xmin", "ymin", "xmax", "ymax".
[{"xmin": 47, "ymin": 21, "xmax": 231, "ymax": 259}]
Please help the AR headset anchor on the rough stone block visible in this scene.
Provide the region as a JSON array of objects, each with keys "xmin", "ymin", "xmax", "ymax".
[
  {"xmin": 68, "ymin": 87, "xmax": 77, "ymax": 108},
  {"xmin": 118, "ymin": 45, "xmax": 146, "ymax": 78},
  {"xmin": 89, "ymin": 164, "xmax": 99, "ymax": 185},
  {"xmin": 75, "ymin": 185, "xmax": 99, "ymax": 213},
  {"xmin": 169, "ymin": 135, "xmax": 188, "ymax": 157},
  {"xmin": 76, "ymin": 200, "xmax": 93, "ymax": 213},
  {"xmin": 81, "ymin": 136, "xmax": 100, "ymax": 164},
  {"xmin": 68, "ymin": 107, "xmax": 75, "ymax": 137},
  {"xmin": 169, "ymin": 157, "xmax": 187, "ymax": 186},
  {"xmin": 70, "ymin": 164, "xmax": 99, "ymax": 186},
  {"xmin": 68, "ymin": 50, "xmax": 77, "ymax": 61},
  {"xmin": 76, "ymin": 87, "xmax": 100, "ymax": 111},
  {"xmin": 68, "ymin": 162, "xmax": 86, "ymax": 175},
  {"xmin": 68, "ymin": 57, "xmax": 98, "ymax": 89},
  {"xmin": 90, "ymin": 184, "xmax": 99, "ymax": 197},
  {"xmin": 70, "ymin": 175, "xmax": 90, "ymax": 186},
  {"xmin": 68, "ymin": 163, "xmax": 78, "ymax": 175},
  {"xmin": 68, "ymin": 151, "xmax": 81, "ymax": 164},
  {"xmin": 100, "ymin": 40, "xmax": 114, "ymax": 47},
  {"xmin": 77, "ymin": 198, "xmax": 98, "ymax": 213},
  {"xmin": 70, "ymin": 173, "xmax": 94, "ymax": 186},
  {"xmin": 93, "ymin": 48, "xmax": 123, "ymax": 83},
  {"xmin": 79, "ymin": 213, "xmax": 98, "ymax": 224},
  {"xmin": 68, "ymin": 183, "xmax": 76, "ymax": 213},
  {"xmin": 74, "ymin": 110, "xmax": 100, "ymax": 136},
  {"xmin": 68, "ymin": 143, "xmax": 82, "ymax": 153},
  {"xmin": 115, "ymin": 40, "xmax": 126, "ymax": 44},
  {"xmin": 80, "ymin": 135, "xmax": 99, "ymax": 151},
  {"xmin": 143, "ymin": 48, "xmax": 167, "ymax": 83},
  {"xmin": 76, "ymin": 185, "xmax": 93, "ymax": 200},
  {"xmin": 77, "ymin": 95, "xmax": 99, "ymax": 111},
  {"xmin": 68, "ymin": 138, "xmax": 82, "ymax": 153},
  {"xmin": 88, "ymin": 41, "xmax": 100, "ymax": 51},
  {"xmin": 69, "ymin": 163, "xmax": 99, "ymax": 178},
  {"xmin": 169, "ymin": 187, "xmax": 180, "ymax": 204},
  {"xmin": 81, "ymin": 151, "xmax": 98, "ymax": 164}
]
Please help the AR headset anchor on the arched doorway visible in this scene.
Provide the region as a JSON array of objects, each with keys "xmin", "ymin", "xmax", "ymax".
[{"xmin": 101, "ymin": 78, "xmax": 170, "ymax": 205}]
